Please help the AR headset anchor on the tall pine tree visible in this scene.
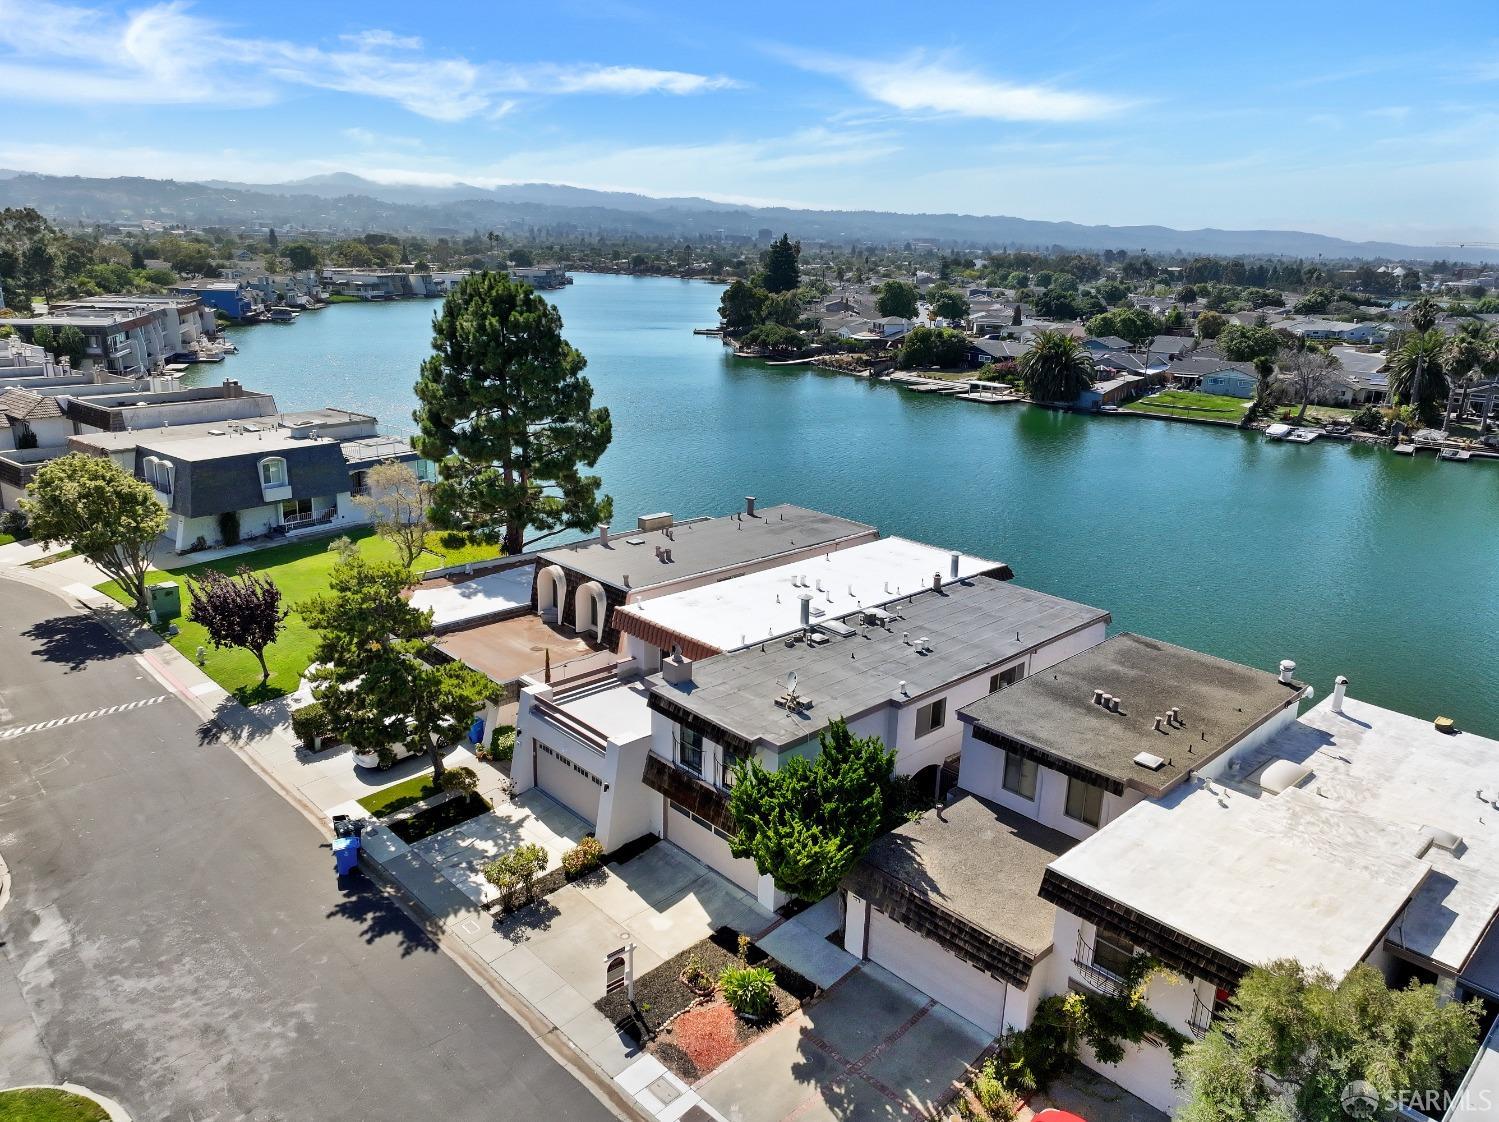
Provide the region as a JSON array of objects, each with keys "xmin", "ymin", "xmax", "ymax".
[
  {"xmin": 761, "ymin": 234, "xmax": 801, "ymax": 293},
  {"xmin": 413, "ymin": 272, "xmax": 612, "ymax": 555}
]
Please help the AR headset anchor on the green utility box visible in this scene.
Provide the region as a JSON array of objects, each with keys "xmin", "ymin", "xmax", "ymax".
[{"xmin": 149, "ymin": 581, "xmax": 181, "ymax": 622}]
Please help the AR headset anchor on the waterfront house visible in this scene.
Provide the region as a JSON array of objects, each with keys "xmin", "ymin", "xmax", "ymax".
[
  {"xmin": 1074, "ymin": 374, "xmax": 1147, "ymax": 409},
  {"xmin": 172, "ymin": 279, "xmax": 265, "ymax": 323},
  {"xmin": 8, "ymin": 294, "xmax": 217, "ymax": 375},
  {"xmin": 1286, "ymin": 318, "xmax": 1378, "ymax": 343},
  {"xmin": 1165, "ymin": 356, "xmax": 1258, "ymax": 396}
]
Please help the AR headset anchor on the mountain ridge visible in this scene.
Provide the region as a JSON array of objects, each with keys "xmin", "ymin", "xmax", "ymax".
[{"xmin": 5, "ymin": 170, "xmax": 1494, "ymax": 263}]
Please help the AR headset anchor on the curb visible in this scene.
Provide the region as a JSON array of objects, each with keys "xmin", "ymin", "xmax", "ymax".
[{"xmin": 0, "ymin": 1083, "xmax": 133, "ymax": 1121}]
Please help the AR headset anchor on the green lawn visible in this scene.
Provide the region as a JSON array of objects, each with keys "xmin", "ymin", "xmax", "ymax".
[
  {"xmin": 1125, "ymin": 391, "xmax": 1253, "ymax": 423},
  {"xmin": 25, "ymin": 548, "xmax": 77, "ymax": 568},
  {"xmin": 0, "ymin": 533, "xmax": 14, "ymax": 546},
  {"xmin": 96, "ymin": 529, "xmax": 504, "ymax": 704},
  {"xmin": 357, "ymin": 772, "xmax": 440, "ymax": 817},
  {"xmin": 0, "ymin": 1088, "xmax": 109, "ymax": 1121}
]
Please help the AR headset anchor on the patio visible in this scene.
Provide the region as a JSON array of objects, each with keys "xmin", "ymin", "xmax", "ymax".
[{"xmin": 435, "ymin": 613, "xmax": 603, "ymax": 685}]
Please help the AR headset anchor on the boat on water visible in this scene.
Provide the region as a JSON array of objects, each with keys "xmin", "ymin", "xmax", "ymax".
[
  {"xmin": 1264, "ymin": 423, "xmax": 1294, "ymax": 440},
  {"xmin": 268, "ymin": 307, "xmax": 299, "ymax": 323},
  {"xmin": 1439, "ymin": 447, "xmax": 1471, "ymax": 462}
]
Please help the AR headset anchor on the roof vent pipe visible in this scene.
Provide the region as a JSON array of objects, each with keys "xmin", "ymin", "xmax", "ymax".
[
  {"xmin": 1332, "ymin": 675, "xmax": 1348, "ymax": 714},
  {"xmin": 663, "ymin": 548, "xmax": 673, "ymax": 563},
  {"xmin": 949, "ymin": 551, "xmax": 960, "ymax": 579},
  {"xmin": 1110, "ymin": 696, "xmax": 1121, "ymax": 712},
  {"xmin": 598, "ymin": 523, "xmax": 610, "ymax": 547},
  {"xmin": 1154, "ymin": 716, "xmax": 1165, "ymax": 733},
  {"xmin": 798, "ymin": 593, "xmax": 813, "ymax": 628},
  {"xmin": 1279, "ymin": 659, "xmax": 1296, "ymax": 684},
  {"xmin": 1093, "ymin": 689, "xmax": 1105, "ymax": 705},
  {"xmin": 931, "ymin": 571, "xmax": 942, "ymax": 593},
  {"xmin": 745, "ymin": 495, "xmax": 756, "ymax": 518}
]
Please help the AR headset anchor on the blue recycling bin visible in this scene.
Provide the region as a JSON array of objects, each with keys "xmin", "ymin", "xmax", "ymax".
[{"xmin": 333, "ymin": 835, "xmax": 361, "ymax": 876}]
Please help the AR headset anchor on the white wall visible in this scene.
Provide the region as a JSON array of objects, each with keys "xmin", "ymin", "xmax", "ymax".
[{"xmin": 958, "ymin": 732, "xmax": 1145, "ymax": 841}]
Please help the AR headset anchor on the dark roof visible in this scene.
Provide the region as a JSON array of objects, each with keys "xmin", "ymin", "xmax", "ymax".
[
  {"xmin": 0, "ymin": 389, "xmax": 63, "ymax": 421},
  {"xmin": 648, "ymin": 576, "xmax": 1108, "ymax": 751},
  {"xmin": 843, "ymin": 794, "xmax": 1075, "ymax": 986},
  {"xmin": 959, "ymin": 633, "xmax": 1305, "ymax": 797},
  {"xmin": 1165, "ymin": 356, "xmax": 1257, "ymax": 378},
  {"xmin": 539, "ymin": 504, "xmax": 875, "ymax": 592},
  {"xmin": 139, "ymin": 437, "xmax": 353, "ymax": 518}
]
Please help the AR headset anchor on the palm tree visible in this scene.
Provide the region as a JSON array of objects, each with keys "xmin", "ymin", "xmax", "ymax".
[
  {"xmin": 1019, "ymin": 331, "xmax": 1095, "ymax": 404},
  {"xmin": 1443, "ymin": 322, "xmax": 1491, "ymax": 429},
  {"xmin": 1389, "ymin": 330, "xmax": 1449, "ymax": 425},
  {"xmin": 1407, "ymin": 295, "xmax": 1441, "ymax": 334}
]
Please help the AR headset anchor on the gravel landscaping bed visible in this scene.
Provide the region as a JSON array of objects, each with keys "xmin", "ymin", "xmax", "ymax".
[{"xmin": 594, "ymin": 925, "xmax": 815, "ymax": 1075}]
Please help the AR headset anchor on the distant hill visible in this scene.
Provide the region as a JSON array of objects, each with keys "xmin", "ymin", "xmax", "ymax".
[{"xmin": 4, "ymin": 170, "xmax": 1494, "ymax": 263}]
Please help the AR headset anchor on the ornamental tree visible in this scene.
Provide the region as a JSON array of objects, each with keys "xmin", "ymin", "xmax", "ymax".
[
  {"xmin": 1176, "ymin": 960, "xmax": 1481, "ymax": 1122},
  {"xmin": 352, "ymin": 460, "xmax": 433, "ymax": 569},
  {"xmin": 413, "ymin": 271, "xmax": 612, "ymax": 557},
  {"xmin": 1018, "ymin": 330, "xmax": 1095, "ymax": 404},
  {"xmin": 728, "ymin": 718, "xmax": 897, "ymax": 901},
  {"xmin": 22, "ymin": 454, "xmax": 166, "ymax": 615},
  {"xmin": 301, "ymin": 555, "xmax": 500, "ymax": 785},
  {"xmin": 186, "ymin": 566, "xmax": 288, "ymax": 684}
]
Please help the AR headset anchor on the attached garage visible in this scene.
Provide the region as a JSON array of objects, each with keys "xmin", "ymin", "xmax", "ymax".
[
  {"xmin": 665, "ymin": 800, "xmax": 761, "ymax": 895},
  {"xmin": 534, "ymin": 739, "xmax": 602, "ymax": 827},
  {"xmin": 866, "ymin": 906, "xmax": 1009, "ymax": 1035}
]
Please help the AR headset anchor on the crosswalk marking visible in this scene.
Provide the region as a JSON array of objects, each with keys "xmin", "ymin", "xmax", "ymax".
[{"xmin": 0, "ymin": 694, "xmax": 170, "ymax": 740}]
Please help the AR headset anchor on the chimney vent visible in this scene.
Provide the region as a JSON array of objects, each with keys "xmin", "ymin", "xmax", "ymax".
[
  {"xmin": 1279, "ymin": 659, "xmax": 1296, "ymax": 684},
  {"xmin": 598, "ymin": 523, "xmax": 610, "ymax": 547},
  {"xmin": 745, "ymin": 496, "xmax": 756, "ymax": 518},
  {"xmin": 1110, "ymin": 696, "xmax": 1121, "ymax": 713},
  {"xmin": 798, "ymin": 593, "xmax": 813, "ymax": 629},
  {"xmin": 1093, "ymin": 688, "xmax": 1105, "ymax": 705},
  {"xmin": 949, "ymin": 551, "xmax": 960, "ymax": 579},
  {"xmin": 1332, "ymin": 675, "xmax": 1348, "ymax": 713},
  {"xmin": 931, "ymin": 571, "xmax": 942, "ymax": 593},
  {"xmin": 1154, "ymin": 716, "xmax": 1165, "ymax": 733},
  {"xmin": 663, "ymin": 548, "xmax": 673, "ymax": 563}
]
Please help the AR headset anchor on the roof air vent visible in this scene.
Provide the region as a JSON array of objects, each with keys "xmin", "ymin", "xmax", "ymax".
[{"xmin": 1133, "ymin": 752, "xmax": 1167, "ymax": 771}]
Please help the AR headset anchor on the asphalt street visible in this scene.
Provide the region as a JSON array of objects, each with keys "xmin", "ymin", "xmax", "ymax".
[{"xmin": 0, "ymin": 577, "xmax": 619, "ymax": 1121}]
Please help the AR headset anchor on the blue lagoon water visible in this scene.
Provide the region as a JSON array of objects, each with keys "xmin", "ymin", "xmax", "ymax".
[{"xmin": 216, "ymin": 273, "xmax": 1499, "ymax": 735}]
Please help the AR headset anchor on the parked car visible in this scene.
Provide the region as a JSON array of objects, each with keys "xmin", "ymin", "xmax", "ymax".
[{"xmin": 352, "ymin": 739, "xmax": 461, "ymax": 771}]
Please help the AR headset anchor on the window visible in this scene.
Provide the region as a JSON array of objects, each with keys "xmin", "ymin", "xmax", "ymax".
[
  {"xmin": 989, "ymin": 664, "xmax": 1024, "ymax": 693},
  {"xmin": 1093, "ymin": 931, "xmax": 1135, "ymax": 979},
  {"xmin": 260, "ymin": 457, "xmax": 288, "ymax": 487},
  {"xmin": 1002, "ymin": 751, "xmax": 1038, "ymax": 800},
  {"xmin": 1065, "ymin": 776, "xmax": 1105, "ymax": 827},
  {"xmin": 914, "ymin": 698, "xmax": 946, "ymax": 737},
  {"xmin": 349, "ymin": 469, "xmax": 368, "ymax": 496},
  {"xmin": 678, "ymin": 725, "xmax": 704, "ymax": 775},
  {"xmin": 281, "ymin": 497, "xmax": 313, "ymax": 523}
]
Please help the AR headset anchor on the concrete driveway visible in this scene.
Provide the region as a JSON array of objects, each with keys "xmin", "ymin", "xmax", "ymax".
[{"xmin": 697, "ymin": 964, "xmax": 991, "ymax": 1122}]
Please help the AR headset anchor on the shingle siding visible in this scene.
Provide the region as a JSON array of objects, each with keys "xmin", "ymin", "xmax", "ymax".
[{"xmin": 139, "ymin": 441, "xmax": 352, "ymax": 517}]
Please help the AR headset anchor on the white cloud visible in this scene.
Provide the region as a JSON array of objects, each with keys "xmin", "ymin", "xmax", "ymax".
[
  {"xmin": 785, "ymin": 48, "xmax": 1130, "ymax": 122},
  {"xmin": 0, "ymin": 1, "xmax": 739, "ymax": 119}
]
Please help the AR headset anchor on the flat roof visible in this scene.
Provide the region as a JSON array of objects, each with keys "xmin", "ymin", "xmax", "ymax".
[
  {"xmin": 538, "ymin": 503, "xmax": 875, "ymax": 592},
  {"xmin": 847, "ymin": 793, "xmax": 1075, "ymax": 958},
  {"xmin": 73, "ymin": 410, "xmax": 374, "ymax": 453},
  {"xmin": 1048, "ymin": 694, "xmax": 1499, "ymax": 982},
  {"xmin": 960, "ymin": 633, "xmax": 1305, "ymax": 796},
  {"xmin": 139, "ymin": 428, "xmax": 337, "ymax": 461},
  {"xmin": 614, "ymin": 536, "xmax": 1002, "ymax": 654},
  {"xmin": 650, "ymin": 576, "xmax": 1108, "ymax": 750}
]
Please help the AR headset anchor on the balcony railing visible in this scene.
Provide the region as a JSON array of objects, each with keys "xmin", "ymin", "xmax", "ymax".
[
  {"xmin": 282, "ymin": 509, "xmax": 336, "ymax": 532},
  {"xmin": 530, "ymin": 695, "xmax": 608, "ymax": 754},
  {"xmin": 1072, "ymin": 933, "xmax": 1127, "ymax": 998}
]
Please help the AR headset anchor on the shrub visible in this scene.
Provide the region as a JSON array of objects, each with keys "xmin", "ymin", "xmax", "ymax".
[
  {"xmin": 562, "ymin": 835, "xmax": 604, "ymax": 878},
  {"xmin": 290, "ymin": 701, "xmax": 332, "ymax": 746},
  {"xmin": 971, "ymin": 1059, "xmax": 1022, "ymax": 1120},
  {"xmin": 719, "ymin": 964, "xmax": 776, "ymax": 1019},
  {"xmin": 1351, "ymin": 402, "xmax": 1384, "ymax": 432},
  {"xmin": 0, "ymin": 507, "xmax": 30, "ymax": 540},
  {"xmin": 483, "ymin": 724, "xmax": 517, "ymax": 763},
  {"xmin": 439, "ymin": 765, "xmax": 478, "ymax": 793},
  {"xmin": 438, "ymin": 530, "xmax": 468, "ymax": 551},
  {"xmin": 218, "ymin": 509, "xmax": 241, "ymax": 546},
  {"xmin": 482, "ymin": 842, "xmax": 549, "ymax": 907}
]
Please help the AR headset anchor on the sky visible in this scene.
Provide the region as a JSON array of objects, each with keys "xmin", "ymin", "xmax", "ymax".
[{"xmin": 2, "ymin": 0, "xmax": 1497, "ymax": 245}]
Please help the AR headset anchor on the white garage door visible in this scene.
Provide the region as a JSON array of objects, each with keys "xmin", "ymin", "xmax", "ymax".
[
  {"xmin": 534, "ymin": 740, "xmax": 602, "ymax": 827},
  {"xmin": 665, "ymin": 800, "xmax": 761, "ymax": 896},
  {"xmin": 867, "ymin": 907, "xmax": 1007, "ymax": 1034}
]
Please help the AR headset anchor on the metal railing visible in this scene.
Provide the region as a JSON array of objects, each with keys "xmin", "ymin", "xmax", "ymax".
[
  {"xmin": 1072, "ymin": 932, "xmax": 1127, "ymax": 998},
  {"xmin": 1189, "ymin": 991, "xmax": 1215, "ymax": 1039},
  {"xmin": 530, "ymin": 696, "xmax": 608, "ymax": 754}
]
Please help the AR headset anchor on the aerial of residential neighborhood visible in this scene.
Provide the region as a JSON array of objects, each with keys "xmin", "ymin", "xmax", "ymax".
[{"xmin": 1, "ymin": 4, "xmax": 1498, "ymax": 1122}]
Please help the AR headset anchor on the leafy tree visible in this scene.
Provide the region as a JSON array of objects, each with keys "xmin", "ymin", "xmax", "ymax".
[
  {"xmin": 1033, "ymin": 287, "xmax": 1081, "ymax": 320},
  {"xmin": 1217, "ymin": 322, "xmax": 1282, "ymax": 363},
  {"xmin": 760, "ymin": 290, "xmax": 803, "ymax": 328},
  {"xmin": 0, "ymin": 207, "xmax": 57, "ymax": 310},
  {"xmin": 728, "ymin": 718, "xmax": 898, "ymax": 901},
  {"xmin": 302, "ymin": 555, "xmax": 500, "ymax": 784},
  {"xmin": 1018, "ymin": 330, "xmax": 1095, "ymax": 403},
  {"xmin": 1178, "ymin": 284, "xmax": 1197, "ymax": 304},
  {"xmin": 186, "ymin": 567, "xmax": 288, "ymax": 685},
  {"xmin": 761, "ymin": 234, "xmax": 801, "ymax": 293},
  {"xmin": 739, "ymin": 323, "xmax": 805, "ymax": 355},
  {"xmin": 719, "ymin": 279, "xmax": 765, "ymax": 331},
  {"xmin": 285, "ymin": 243, "xmax": 318, "ymax": 271},
  {"xmin": 897, "ymin": 325, "xmax": 969, "ymax": 369},
  {"xmin": 928, "ymin": 286, "xmax": 971, "ymax": 323},
  {"xmin": 414, "ymin": 271, "xmax": 612, "ymax": 556},
  {"xmin": 1389, "ymin": 329, "xmax": 1449, "ymax": 424},
  {"xmin": 22, "ymin": 454, "xmax": 167, "ymax": 615},
  {"xmin": 1293, "ymin": 287, "xmax": 1336, "ymax": 314},
  {"xmin": 1194, "ymin": 310, "xmax": 1226, "ymax": 340},
  {"xmin": 31, "ymin": 324, "xmax": 55, "ymax": 353},
  {"xmin": 508, "ymin": 247, "xmax": 534, "ymax": 268},
  {"xmin": 1176, "ymin": 960, "xmax": 1480, "ymax": 1122},
  {"xmin": 1095, "ymin": 279, "xmax": 1129, "ymax": 306},
  {"xmin": 54, "ymin": 325, "xmax": 87, "ymax": 364},
  {"xmin": 875, "ymin": 280, "xmax": 919, "ymax": 320},
  {"xmin": 353, "ymin": 460, "xmax": 433, "ymax": 569},
  {"xmin": 1086, "ymin": 307, "xmax": 1161, "ymax": 347},
  {"xmin": 483, "ymin": 842, "xmax": 549, "ymax": 908}
]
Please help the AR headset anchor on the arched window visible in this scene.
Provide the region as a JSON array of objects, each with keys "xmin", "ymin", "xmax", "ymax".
[{"xmin": 259, "ymin": 456, "xmax": 288, "ymax": 487}]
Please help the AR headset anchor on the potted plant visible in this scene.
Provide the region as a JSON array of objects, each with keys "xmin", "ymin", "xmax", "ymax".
[{"xmin": 679, "ymin": 952, "xmax": 716, "ymax": 998}]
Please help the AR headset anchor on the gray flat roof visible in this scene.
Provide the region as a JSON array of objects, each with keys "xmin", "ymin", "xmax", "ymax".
[
  {"xmin": 139, "ymin": 428, "xmax": 336, "ymax": 461},
  {"xmin": 847, "ymin": 793, "xmax": 1075, "ymax": 958},
  {"xmin": 70, "ymin": 409, "xmax": 376, "ymax": 453},
  {"xmin": 960, "ymin": 632, "xmax": 1305, "ymax": 796},
  {"xmin": 651, "ymin": 576, "xmax": 1109, "ymax": 750},
  {"xmin": 539, "ymin": 504, "xmax": 875, "ymax": 591}
]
